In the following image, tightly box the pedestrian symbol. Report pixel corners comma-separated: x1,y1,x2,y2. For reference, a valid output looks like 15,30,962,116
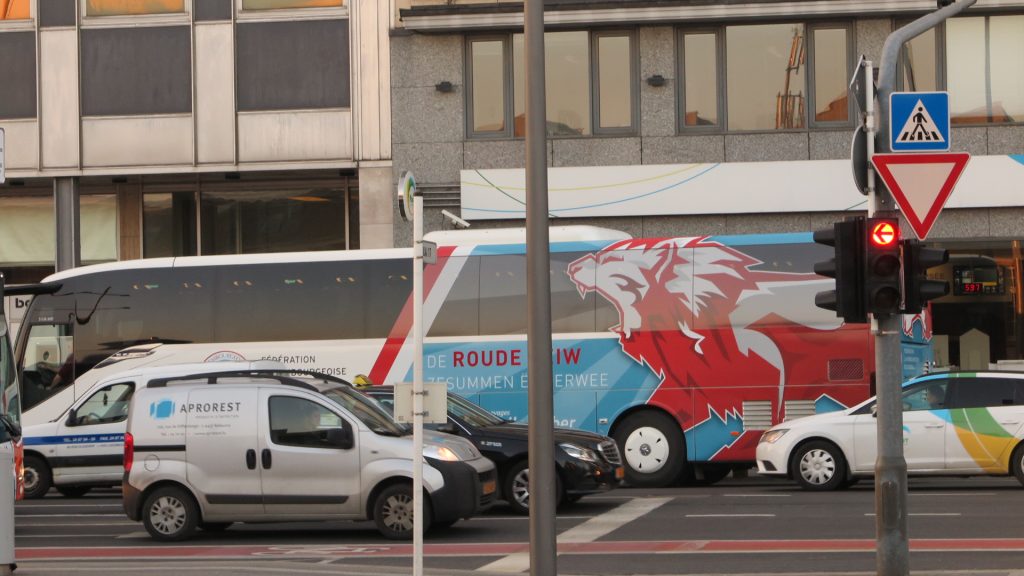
890,92,950,152
896,101,944,144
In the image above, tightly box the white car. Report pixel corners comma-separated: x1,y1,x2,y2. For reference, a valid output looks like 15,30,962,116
757,371,1024,490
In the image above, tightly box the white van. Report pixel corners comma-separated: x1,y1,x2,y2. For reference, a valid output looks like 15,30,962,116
20,361,286,499
123,367,496,541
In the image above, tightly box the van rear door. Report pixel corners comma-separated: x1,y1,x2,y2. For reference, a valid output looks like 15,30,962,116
257,390,360,518
185,387,262,516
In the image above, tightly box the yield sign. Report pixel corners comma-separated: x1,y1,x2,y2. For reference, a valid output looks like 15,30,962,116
871,152,970,240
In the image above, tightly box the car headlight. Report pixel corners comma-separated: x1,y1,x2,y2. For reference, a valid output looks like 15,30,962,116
759,429,788,444
559,443,599,463
423,444,463,462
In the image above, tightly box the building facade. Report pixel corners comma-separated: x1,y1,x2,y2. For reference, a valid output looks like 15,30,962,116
0,0,394,291
391,0,1024,370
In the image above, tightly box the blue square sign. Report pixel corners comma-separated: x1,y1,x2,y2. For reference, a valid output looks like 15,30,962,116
890,91,950,152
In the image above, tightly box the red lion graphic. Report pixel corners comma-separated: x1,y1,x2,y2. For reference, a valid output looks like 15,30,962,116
569,237,870,459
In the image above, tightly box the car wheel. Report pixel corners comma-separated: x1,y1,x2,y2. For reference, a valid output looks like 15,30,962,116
792,440,848,491
374,483,430,540
502,460,563,516
613,411,685,488
56,486,91,498
142,486,200,541
1011,442,1024,487
23,455,52,499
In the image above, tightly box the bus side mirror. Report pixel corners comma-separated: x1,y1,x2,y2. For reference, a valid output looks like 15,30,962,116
327,427,353,450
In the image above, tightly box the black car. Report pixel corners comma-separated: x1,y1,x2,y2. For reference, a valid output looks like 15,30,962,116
364,385,623,515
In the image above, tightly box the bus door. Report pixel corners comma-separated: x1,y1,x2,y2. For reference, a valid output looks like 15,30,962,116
19,322,74,421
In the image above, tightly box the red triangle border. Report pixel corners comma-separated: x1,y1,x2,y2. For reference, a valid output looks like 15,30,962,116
870,152,971,240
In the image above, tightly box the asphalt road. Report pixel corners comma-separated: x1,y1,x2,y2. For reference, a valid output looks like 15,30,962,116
12,475,1024,575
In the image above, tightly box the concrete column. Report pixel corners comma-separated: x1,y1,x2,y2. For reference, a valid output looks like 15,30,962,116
54,177,80,272
358,166,394,249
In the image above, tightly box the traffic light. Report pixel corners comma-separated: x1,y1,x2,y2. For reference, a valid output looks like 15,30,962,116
902,240,949,313
863,218,901,316
813,218,866,324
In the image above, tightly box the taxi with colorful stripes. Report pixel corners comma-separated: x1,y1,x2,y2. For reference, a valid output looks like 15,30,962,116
756,371,1024,490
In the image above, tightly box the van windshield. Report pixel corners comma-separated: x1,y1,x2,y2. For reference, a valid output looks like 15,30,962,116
321,385,409,436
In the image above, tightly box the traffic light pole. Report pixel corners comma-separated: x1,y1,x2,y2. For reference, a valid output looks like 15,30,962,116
871,3,975,575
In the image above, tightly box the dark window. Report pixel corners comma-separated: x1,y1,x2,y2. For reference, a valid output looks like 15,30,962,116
552,252,600,333
80,27,192,116
479,254,526,335
144,192,197,258
69,382,133,426
268,396,346,449
18,322,73,412
948,377,1017,409
0,32,37,119
236,20,350,111
429,256,481,337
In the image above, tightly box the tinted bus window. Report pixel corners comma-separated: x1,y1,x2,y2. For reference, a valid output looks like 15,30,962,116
429,256,481,337
552,251,598,333
73,268,216,372
362,259,413,339
479,254,527,335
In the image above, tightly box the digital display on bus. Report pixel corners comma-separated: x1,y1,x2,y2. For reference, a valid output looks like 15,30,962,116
952,263,1004,296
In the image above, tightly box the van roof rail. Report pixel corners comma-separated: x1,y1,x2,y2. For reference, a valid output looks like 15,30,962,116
146,369,351,390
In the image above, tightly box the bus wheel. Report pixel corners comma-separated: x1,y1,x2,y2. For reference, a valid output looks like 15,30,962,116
23,455,52,499
613,411,685,488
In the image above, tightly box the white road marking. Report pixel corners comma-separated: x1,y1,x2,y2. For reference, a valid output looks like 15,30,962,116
479,497,672,573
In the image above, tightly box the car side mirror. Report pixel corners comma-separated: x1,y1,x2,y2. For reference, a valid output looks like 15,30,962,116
0,415,20,440
327,427,354,450
67,409,78,426
437,423,458,435
871,405,878,418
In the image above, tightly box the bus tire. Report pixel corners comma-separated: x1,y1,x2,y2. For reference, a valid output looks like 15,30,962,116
23,455,52,499
613,411,685,488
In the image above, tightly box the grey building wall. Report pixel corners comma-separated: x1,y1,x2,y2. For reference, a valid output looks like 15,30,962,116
390,19,1024,248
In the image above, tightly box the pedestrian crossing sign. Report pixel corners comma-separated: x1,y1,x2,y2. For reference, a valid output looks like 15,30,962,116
890,91,950,152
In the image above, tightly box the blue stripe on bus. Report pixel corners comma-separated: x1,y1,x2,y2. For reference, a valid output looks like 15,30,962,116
469,240,619,256
24,434,125,446
707,232,814,246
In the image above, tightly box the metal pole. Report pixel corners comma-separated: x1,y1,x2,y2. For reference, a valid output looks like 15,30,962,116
412,190,424,576
524,0,556,573
54,177,81,273
872,3,974,574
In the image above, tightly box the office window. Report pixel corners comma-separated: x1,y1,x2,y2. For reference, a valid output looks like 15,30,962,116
144,192,197,258
467,30,636,138
680,32,718,128
811,27,849,124
1,0,29,19
85,0,184,16
681,23,850,132
899,27,938,92
947,15,1024,124
243,0,342,8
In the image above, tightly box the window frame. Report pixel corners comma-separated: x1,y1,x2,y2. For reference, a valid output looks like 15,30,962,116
465,29,639,140
0,0,34,30
895,19,946,93
676,27,724,133
806,21,855,129
942,13,1024,127
235,0,348,22
268,394,351,450
68,381,134,426
79,0,191,27
677,20,857,134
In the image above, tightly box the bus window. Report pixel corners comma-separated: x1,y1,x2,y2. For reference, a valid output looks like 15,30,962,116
552,251,598,333
479,254,527,335
428,256,481,337
19,323,73,412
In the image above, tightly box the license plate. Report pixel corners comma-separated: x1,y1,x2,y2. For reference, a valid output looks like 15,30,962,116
615,467,625,480
482,479,496,495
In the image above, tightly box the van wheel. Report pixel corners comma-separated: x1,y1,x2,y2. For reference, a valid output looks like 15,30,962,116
792,440,848,491
374,483,430,540
613,411,685,488
1011,443,1024,487
142,486,200,541
503,460,562,516
56,486,91,498
23,456,52,499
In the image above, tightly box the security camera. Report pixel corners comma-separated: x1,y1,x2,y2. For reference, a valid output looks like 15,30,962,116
441,210,471,229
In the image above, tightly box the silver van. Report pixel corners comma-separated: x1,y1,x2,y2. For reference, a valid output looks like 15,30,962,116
123,368,496,541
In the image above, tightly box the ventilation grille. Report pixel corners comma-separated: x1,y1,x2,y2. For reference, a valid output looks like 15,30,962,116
829,358,865,381
742,401,773,431
784,400,816,421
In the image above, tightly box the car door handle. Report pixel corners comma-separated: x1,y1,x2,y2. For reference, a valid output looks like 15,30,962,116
261,448,272,470
999,421,1019,426
924,424,944,429
246,449,256,470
